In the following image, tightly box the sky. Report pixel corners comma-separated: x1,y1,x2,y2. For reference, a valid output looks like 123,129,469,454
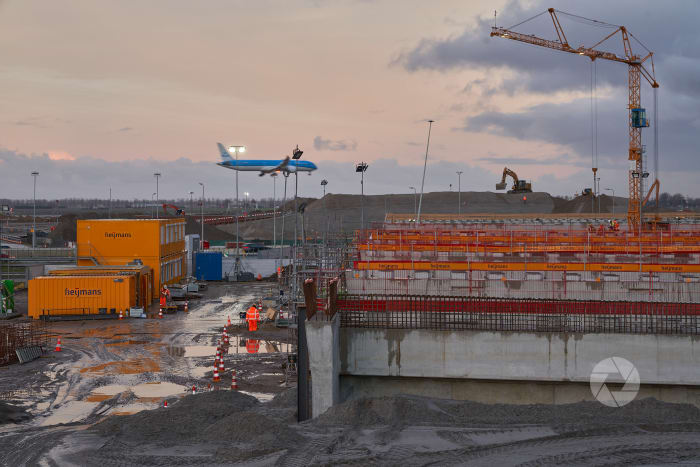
1,0,698,201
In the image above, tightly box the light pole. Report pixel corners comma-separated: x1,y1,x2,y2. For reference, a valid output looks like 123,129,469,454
409,186,417,219
31,171,38,248
605,188,615,216
153,173,161,219
356,163,368,230
198,182,204,244
417,120,434,223
456,171,463,215
189,191,194,213
228,145,246,260
321,179,328,243
271,173,278,248
151,193,156,218
108,187,112,219
244,192,250,211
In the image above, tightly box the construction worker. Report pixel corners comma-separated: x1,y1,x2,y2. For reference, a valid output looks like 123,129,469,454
246,339,260,354
159,286,169,309
246,305,259,332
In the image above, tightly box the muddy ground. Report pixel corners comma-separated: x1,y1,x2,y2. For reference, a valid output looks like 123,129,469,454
1,281,700,465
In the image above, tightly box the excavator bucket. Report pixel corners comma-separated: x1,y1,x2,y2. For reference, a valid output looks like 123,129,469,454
495,182,507,190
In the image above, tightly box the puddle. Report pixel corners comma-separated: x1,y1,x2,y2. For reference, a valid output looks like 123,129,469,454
167,345,218,358
236,339,294,354
92,381,187,399
239,391,275,402
80,358,161,375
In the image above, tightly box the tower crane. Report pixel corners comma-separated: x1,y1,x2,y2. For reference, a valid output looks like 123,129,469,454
491,8,659,231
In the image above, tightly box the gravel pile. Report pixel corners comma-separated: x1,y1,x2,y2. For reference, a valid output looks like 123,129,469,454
92,390,260,441
313,395,700,428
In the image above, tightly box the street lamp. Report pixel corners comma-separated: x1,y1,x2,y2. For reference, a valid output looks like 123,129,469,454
151,193,156,218
228,145,246,261
356,162,368,230
244,192,250,211
409,186,417,219
153,172,161,219
321,179,329,242
605,188,615,216
271,173,278,247
189,191,194,213
456,171,463,215
198,182,204,245
31,171,39,248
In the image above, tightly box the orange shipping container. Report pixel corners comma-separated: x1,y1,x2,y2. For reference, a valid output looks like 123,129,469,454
76,219,185,290
48,265,153,306
28,275,136,320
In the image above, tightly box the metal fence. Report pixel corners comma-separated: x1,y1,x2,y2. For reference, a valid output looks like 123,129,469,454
338,295,700,336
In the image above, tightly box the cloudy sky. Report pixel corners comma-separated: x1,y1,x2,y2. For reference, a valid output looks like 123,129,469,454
1,0,698,201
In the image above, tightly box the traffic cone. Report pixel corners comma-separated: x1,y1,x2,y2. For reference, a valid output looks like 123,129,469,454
219,359,224,373
158,308,163,319
213,367,220,382
192,385,196,395
231,370,238,390
163,400,168,408
55,337,62,352
227,316,231,327
184,300,189,312
119,309,124,320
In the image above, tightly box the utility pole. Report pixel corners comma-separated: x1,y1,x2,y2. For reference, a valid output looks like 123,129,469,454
456,171,463,215
108,187,112,219
356,163,368,230
417,120,434,223
271,173,277,248
189,191,194,213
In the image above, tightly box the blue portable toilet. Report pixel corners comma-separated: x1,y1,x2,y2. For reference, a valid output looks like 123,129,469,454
195,251,223,281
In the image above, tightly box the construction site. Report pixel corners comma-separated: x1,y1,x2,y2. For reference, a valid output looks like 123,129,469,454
0,4,700,466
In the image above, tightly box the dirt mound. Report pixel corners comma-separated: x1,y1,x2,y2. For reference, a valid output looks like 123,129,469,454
552,194,627,214
92,390,260,441
313,395,700,428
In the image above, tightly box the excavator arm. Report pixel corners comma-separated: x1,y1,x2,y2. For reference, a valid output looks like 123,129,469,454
162,204,186,216
496,167,519,190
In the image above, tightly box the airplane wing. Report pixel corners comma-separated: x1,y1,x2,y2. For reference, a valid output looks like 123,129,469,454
258,156,290,176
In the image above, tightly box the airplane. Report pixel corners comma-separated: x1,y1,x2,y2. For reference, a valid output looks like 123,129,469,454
216,143,318,176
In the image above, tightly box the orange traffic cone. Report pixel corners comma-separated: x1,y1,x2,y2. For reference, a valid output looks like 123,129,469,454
219,359,224,373
163,400,168,408
119,309,124,320
231,370,238,390
184,300,189,312
158,308,163,319
55,337,62,352
213,367,220,382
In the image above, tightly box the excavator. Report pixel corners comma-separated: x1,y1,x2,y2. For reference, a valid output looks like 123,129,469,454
162,204,186,216
495,167,532,194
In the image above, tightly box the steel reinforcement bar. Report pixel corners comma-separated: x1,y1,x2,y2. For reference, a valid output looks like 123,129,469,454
338,295,700,335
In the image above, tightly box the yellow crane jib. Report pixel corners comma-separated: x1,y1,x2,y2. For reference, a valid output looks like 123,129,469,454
491,7,659,231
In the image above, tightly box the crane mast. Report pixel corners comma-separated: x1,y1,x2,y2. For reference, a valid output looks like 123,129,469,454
491,8,659,230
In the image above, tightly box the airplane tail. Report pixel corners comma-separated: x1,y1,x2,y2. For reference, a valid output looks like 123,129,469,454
217,143,232,161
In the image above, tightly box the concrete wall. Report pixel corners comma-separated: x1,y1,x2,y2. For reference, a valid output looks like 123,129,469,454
340,329,700,386
305,314,340,417
340,375,700,407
